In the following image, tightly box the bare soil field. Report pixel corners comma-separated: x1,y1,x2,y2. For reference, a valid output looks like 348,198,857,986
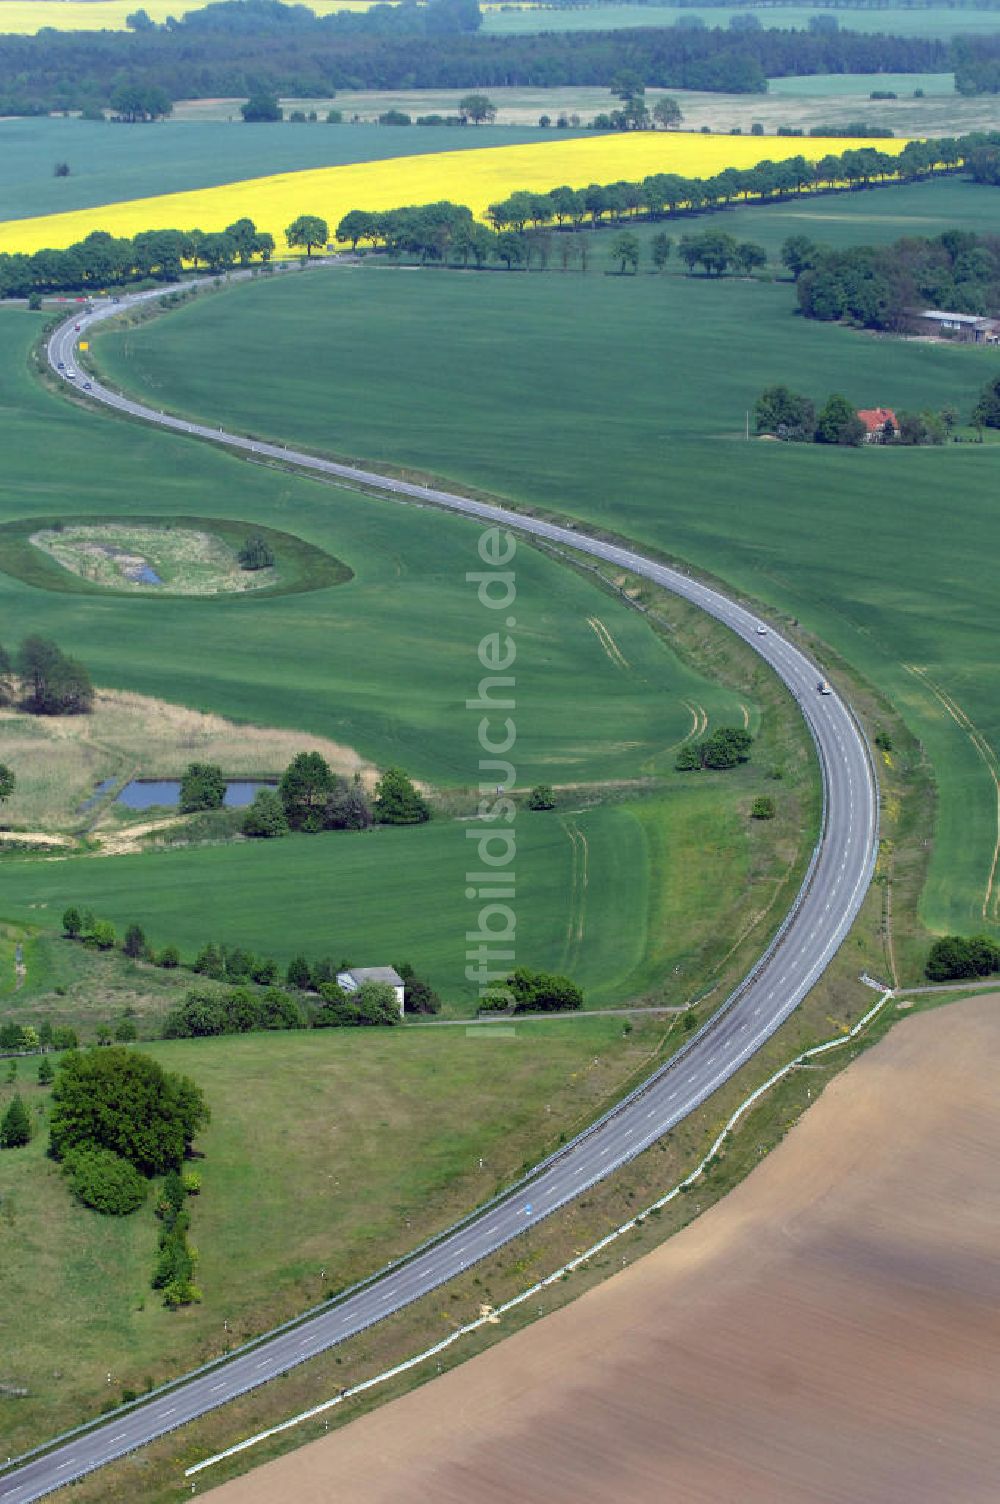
208,994,1000,1504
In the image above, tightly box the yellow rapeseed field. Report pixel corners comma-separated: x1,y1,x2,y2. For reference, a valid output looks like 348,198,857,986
0,133,905,254
0,0,378,33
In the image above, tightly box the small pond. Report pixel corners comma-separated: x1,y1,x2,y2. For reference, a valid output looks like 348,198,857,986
78,777,117,813
116,779,277,811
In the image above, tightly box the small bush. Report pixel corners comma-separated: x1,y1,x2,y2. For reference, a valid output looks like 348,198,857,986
751,795,775,820
241,788,288,839
92,919,115,950
123,923,146,959
63,1147,147,1215
158,944,180,969
527,784,556,810
677,727,753,772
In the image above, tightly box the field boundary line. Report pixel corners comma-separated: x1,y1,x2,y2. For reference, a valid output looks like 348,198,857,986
184,986,895,1482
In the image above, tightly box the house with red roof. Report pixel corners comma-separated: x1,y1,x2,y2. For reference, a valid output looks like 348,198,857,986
857,407,897,444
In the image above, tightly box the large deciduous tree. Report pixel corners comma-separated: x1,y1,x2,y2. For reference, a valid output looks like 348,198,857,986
815,393,865,447
458,93,496,124
280,751,336,830
285,214,329,257
179,762,226,812
49,1047,209,1176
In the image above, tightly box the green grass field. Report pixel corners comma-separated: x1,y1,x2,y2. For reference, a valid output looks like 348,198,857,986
92,176,1000,936
0,305,797,1011
0,1013,679,1452
483,2,1000,35
0,785,765,1008
0,312,743,789
0,118,555,223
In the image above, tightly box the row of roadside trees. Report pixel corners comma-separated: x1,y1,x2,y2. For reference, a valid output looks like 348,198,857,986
333,132,987,263
5,132,993,301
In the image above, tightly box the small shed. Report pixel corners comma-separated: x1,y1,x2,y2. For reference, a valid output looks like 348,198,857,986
336,966,406,1016
916,310,1000,344
857,407,897,444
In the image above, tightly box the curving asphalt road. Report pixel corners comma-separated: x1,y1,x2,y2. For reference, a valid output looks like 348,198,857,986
0,289,878,1503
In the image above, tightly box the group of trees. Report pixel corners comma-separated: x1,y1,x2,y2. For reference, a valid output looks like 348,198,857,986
163,966,432,1036
0,0,950,114
60,902,441,1016
241,754,428,839
0,1019,78,1053
954,35,1000,96
169,753,429,837
0,636,92,715
755,385,963,447
5,131,995,303
107,79,172,121
925,933,1000,981
37,1046,208,1300
237,532,275,570
0,218,274,299
50,1044,209,1182
481,966,584,1014
153,1168,201,1307
327,133,992,278
793,225,1000,331
676,726,753,771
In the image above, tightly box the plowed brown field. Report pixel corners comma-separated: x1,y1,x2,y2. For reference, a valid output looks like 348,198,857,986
209,995,1000,1504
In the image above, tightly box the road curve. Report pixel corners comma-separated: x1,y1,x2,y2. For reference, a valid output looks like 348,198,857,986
0,291,878,1503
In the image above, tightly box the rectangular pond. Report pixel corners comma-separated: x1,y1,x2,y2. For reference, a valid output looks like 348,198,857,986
115,779,277,811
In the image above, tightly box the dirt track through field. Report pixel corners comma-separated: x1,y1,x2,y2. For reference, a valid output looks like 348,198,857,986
208,995,1000,1504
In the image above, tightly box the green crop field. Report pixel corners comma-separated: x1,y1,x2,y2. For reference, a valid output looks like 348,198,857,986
483,2,1000,36
0,785,765,1008
92,176,1000,937
0,312,742,788
0,307,798,1011
0,1013,678,1451
0,118,554,223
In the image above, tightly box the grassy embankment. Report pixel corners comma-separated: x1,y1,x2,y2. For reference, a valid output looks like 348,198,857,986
91,175,1000,941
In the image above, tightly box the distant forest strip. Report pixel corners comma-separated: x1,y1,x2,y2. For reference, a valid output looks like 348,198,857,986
5,132,995,297
0,0,956,112
590,0,1000,9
